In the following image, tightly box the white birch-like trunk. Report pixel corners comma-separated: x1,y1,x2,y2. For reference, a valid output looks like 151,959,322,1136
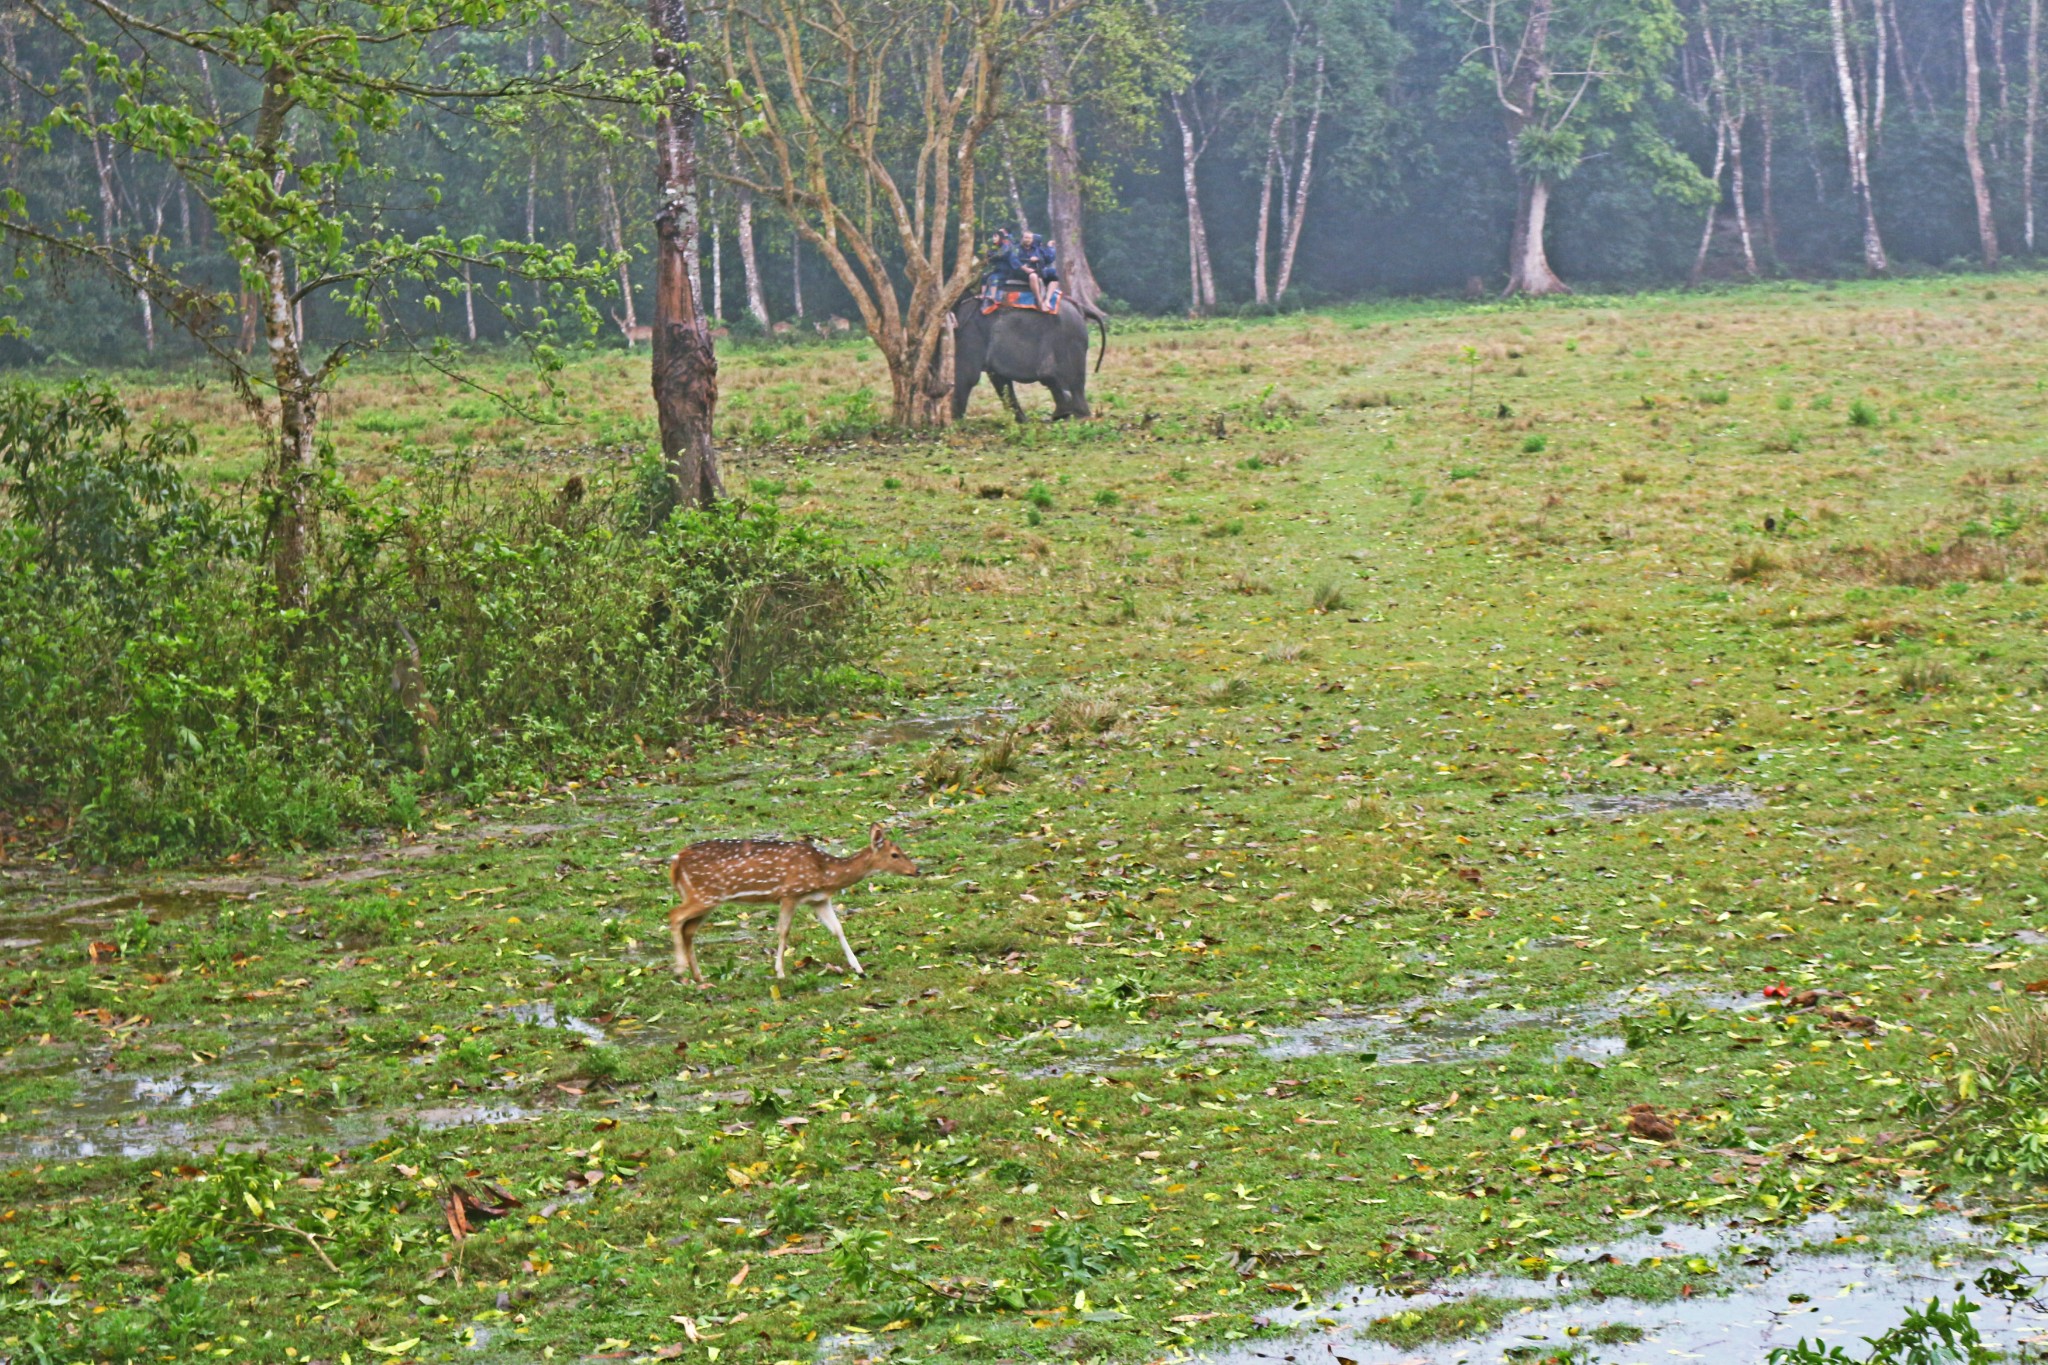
1966,0,2002,265
709,179,723,321
1273,45,1325,301
737,184,767,325
1728,116,1759,275
1828,0,1889,271
600,161,636,331
1253,143,1279,305
2028,0,2041,249
1169,92,1215,314
1692,117,1729,285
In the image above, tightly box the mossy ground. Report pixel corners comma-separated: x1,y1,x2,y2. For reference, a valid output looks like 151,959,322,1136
5,275,2047,1363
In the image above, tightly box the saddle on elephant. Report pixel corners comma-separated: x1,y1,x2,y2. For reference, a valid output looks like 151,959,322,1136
979,280,1062,315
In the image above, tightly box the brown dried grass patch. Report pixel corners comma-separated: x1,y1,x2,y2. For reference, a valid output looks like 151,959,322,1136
1810,534,2048,587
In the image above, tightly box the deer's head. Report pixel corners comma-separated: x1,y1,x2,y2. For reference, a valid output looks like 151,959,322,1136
868,823,919,876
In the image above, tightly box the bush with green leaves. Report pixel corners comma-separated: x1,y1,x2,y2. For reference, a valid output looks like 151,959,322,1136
1,383,888,861
1765,1295,1994,1364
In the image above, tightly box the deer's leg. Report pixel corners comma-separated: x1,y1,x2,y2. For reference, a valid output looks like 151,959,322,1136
774,896,798,979
814,899,863,977
669,897,698,981
680,914,708,986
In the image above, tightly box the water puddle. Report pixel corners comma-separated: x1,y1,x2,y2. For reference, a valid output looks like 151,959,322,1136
488,1002,609,1045
0,1096,563,1165
859,706,1017,748
0,888,232,954
1259,982,1759,1064
1197,1214,2048,1365
1558,784,1763,818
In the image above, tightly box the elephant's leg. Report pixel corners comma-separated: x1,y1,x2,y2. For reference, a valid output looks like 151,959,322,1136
1048,382,1074,421
998,378,1027,424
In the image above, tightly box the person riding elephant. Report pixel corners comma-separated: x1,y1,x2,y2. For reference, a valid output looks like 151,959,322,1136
1018,231,1058,310
982,229,1023,300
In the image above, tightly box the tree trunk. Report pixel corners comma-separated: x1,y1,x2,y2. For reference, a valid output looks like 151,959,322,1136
1966,0,2002,265
1828,0,1889,271
1499,0,1569,295
736,181,768,326
1253,28,1301,307
1691,115,1729,286
650,0,721,511
1168,92,1215,314
1505,175,1569,295
599,159,636,333
1253,140,1279,305
708,179,723,322
1761,95,1780,259
261,244,318,607
1273,42,1325,300
463,260,477,342
2028,0,2041,249
1728,115,1760,275
1039,31,1100,305
791,234,803,318
1001,127,1032,233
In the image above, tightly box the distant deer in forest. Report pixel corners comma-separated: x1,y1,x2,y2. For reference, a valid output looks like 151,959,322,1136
665,824,919,984
612,310,654,348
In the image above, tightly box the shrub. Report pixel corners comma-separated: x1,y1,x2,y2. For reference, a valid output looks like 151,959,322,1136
1,385,886,861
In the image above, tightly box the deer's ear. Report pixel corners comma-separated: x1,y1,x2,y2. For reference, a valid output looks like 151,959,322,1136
870,822,886,847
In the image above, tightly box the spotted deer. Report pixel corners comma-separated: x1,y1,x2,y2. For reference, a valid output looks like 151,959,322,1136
666,825,918,984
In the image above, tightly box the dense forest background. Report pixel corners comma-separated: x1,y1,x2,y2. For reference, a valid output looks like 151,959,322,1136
0,0,2033,365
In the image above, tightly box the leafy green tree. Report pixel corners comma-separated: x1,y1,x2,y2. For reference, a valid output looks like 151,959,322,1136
1444,0,1704,293
3,0,611,602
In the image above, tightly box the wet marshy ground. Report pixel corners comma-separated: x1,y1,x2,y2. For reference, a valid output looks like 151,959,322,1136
1200,1215,2048,1364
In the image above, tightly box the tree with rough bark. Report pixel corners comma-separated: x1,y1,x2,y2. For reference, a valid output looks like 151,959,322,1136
716,0,1085,427
1446,0,1697,294
649,0,721,509
2,0,610,604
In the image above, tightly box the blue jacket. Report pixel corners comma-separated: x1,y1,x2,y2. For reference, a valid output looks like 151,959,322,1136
1022,240,1058,278
985,243,1025,280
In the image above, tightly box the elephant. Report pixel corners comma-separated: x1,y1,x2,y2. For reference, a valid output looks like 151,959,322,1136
951,292,1108,423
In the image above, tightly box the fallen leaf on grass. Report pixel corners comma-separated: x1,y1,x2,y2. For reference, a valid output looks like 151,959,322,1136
443,1180,522,1240
1624,1104,1677,1142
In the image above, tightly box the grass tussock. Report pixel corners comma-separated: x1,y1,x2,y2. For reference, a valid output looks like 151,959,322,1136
1309,579,1348,613
1729,547,1782,582
1895,658,1956,695
1197,674,1252,706
1049,687,1124,737
1963,999,2048,1087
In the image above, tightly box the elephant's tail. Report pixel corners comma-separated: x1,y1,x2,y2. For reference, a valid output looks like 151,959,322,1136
1081,302,1109,374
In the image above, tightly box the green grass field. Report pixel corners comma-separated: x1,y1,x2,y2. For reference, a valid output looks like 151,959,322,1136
6,275,2048,1363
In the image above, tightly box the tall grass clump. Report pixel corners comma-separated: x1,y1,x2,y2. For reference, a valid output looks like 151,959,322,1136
0,383,886,861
